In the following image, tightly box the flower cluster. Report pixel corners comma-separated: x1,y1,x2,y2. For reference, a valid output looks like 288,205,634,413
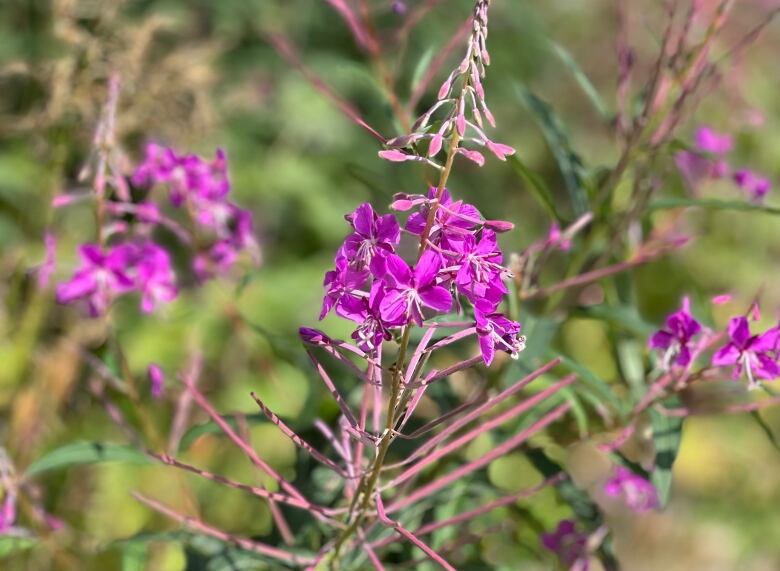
320,188,524,364
132,144,259,279
57,242,176,317
675,126,772,201
603,466,658,512
53,146,258,316
649,297,779,388
378,0,515,168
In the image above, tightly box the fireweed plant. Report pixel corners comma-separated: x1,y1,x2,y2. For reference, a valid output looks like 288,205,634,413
9,1,780,570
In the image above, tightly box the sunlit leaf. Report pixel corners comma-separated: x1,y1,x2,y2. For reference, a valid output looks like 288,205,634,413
24,442,151,478
650,397,684,507
515,84,590,216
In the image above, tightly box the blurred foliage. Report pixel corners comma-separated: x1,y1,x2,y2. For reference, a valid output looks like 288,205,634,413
0,0,779,569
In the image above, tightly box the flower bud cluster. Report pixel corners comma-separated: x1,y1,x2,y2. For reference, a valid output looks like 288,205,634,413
378,0,516,168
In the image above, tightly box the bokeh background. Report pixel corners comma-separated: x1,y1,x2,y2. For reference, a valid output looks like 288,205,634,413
1,0,779,569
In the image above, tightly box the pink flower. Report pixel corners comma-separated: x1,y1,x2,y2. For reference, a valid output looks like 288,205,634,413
604,466,658,512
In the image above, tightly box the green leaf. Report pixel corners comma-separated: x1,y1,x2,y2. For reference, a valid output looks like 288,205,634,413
507,155,562,222
177,413,267,453
648,197,780,216
24,442,151,478
121,542,148,571
515,84,590,216
409,46,436,97
749,411,780,452
0,536,38,557
574,304,656,337
649,397,684,507
548,40,610,120
553,353,625,418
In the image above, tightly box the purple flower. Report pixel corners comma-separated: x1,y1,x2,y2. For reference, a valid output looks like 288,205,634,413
136,243,177,313
132,145,229,207
451,229,509,310
147,363,165,399
694,126,733,155
649,297,702,368
541,519,589,571
320,257,369,321
604,466,658,512
405,188,482,248
340,203,400,270
712,316,780,388
733,169,771,202
475,310,525,365
343,281,393,352
56,244,136,316
379,251,452,326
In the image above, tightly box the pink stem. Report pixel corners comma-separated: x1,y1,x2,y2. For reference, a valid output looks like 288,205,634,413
147,452,345,520
387,402,571,513
391,359,561,465
186,382,307,502
306,349,360,429
235,413,295,545
263,32,385,142
375,494,456,571
389,375,575,488
250,392,346,475
132,492,315,565
168,354,202,454
373,474,565,549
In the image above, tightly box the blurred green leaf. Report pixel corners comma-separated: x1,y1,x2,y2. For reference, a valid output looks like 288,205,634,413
547,40,610,121
649,197,780,216
508,154,562,222
515,84,590,216
553,353,625,417
178,413,267,453
0,536,38,557
574,304,656,336
409,46,436,97
749,411,780,452
24,442,151,478
650,397,684,507
121,542,148,571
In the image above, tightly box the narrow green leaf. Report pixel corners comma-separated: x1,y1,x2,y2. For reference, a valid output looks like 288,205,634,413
649,397,684,507
559,386,588,438
553,353,625,417
409,46,436,96
24,442,151,478
548,41,610,120
749,411,780,453
515,84,590,216
649,197,780,216
574,304,656,337
616,339,646,401
507,155,562,222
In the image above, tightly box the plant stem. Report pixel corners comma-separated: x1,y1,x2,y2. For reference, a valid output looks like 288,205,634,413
327,120,462,569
